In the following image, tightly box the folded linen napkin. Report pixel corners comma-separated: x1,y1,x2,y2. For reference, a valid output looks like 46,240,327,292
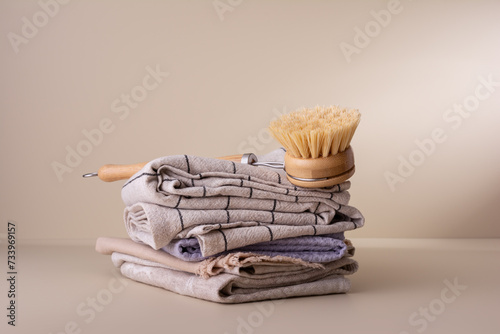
96,237,356,278
111,253,358,303
122,149,364,254
121,149,352,208
125,203,362,255
161,233,347,262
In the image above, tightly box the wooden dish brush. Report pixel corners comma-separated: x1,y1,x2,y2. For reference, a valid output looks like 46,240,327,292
83,106,361,188
268,105,361,188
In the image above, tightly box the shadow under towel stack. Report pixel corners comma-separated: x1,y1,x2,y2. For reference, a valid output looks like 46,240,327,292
96,149,364,303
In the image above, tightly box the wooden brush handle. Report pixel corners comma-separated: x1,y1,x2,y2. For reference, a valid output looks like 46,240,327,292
97,154,244,182
97,162,148,182
216,154,246,163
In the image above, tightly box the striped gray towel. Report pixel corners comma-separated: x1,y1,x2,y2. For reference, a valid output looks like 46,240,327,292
122,149,364,256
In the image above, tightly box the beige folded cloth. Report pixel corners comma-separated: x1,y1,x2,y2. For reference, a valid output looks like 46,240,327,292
96,237,358,303
121,150,364,255
96,237,355,278
118,261,353,303
121,149,352,208
125,203,362,255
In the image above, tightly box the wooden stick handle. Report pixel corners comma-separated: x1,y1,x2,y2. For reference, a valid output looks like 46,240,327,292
96,154,244,182
97,162,148,182
216,154,245,163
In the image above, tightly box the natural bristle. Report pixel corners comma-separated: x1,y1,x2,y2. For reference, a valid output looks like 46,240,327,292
268,106,361,159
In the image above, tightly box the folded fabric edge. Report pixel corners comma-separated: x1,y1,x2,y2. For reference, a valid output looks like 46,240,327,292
95,236,356,279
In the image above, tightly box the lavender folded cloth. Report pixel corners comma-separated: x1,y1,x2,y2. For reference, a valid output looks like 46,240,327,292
97,237,359,278
161,233,346,262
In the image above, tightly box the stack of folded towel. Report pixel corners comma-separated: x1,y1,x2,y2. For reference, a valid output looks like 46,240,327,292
96,149,364,303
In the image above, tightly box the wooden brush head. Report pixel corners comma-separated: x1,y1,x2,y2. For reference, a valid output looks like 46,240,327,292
284,146,355,188
269,106,360,187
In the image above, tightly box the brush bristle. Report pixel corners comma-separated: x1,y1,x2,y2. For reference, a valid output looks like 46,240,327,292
268,106,361,159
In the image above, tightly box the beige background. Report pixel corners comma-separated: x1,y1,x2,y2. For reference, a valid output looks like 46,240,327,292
1,0,500,240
